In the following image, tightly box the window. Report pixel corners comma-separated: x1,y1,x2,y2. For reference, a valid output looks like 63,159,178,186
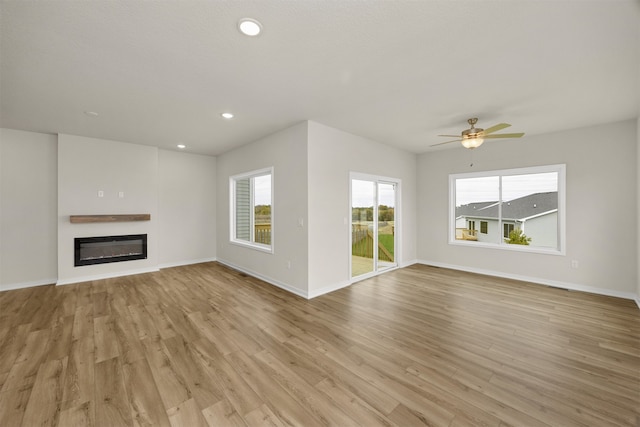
450,164,565,254
503,223,514,238
230,167,273,252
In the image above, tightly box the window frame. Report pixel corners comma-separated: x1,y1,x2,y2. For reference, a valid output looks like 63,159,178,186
503,223,514,239
449,164,566,255
480,221,488,234
229,167,274,253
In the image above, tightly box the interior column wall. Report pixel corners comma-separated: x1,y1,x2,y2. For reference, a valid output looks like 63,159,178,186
307,121,417,296
636,116,640,306
216,122,309,296
57,134,159,284
158,149,217,267
0,128,58,290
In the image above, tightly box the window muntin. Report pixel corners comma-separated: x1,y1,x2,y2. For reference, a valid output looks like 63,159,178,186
230,168,273,252
450,165,565,254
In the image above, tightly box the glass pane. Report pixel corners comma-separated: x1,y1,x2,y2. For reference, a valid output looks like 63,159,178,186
377,182,395,271
502,172,558,249
235,178,250,241
455,176,499,243
253,174,272,245
351,179,375,277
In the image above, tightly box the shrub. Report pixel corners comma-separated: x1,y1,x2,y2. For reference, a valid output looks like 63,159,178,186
505,229,531,245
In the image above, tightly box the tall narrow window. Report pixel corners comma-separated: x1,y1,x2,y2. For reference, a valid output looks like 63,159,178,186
450,164,565,254
230,167,273,252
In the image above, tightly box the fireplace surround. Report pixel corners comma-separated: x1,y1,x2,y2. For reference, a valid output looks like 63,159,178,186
74,234,147,266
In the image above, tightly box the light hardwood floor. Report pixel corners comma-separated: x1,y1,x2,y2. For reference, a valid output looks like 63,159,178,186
0,262,638,426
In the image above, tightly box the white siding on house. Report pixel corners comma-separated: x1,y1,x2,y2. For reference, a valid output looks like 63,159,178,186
522,212,558,248
476,219,502,244
462,213,557,248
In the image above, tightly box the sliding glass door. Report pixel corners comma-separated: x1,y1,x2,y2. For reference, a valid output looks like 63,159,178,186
351,174,398,279
376,182,396,272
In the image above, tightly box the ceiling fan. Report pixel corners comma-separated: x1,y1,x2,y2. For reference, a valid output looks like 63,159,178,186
432,118,524,149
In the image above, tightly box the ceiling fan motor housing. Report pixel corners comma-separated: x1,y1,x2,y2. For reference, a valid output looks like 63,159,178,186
462,127,483,138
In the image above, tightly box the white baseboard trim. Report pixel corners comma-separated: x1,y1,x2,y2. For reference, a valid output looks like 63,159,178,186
401,259,420,268
311,259,419,298
216,259,309,299
308,280,351,299
0,277,57,292
1,258,217,291
635,296,640,310
417,259,637,301
56,267,160,286
158,257,217,270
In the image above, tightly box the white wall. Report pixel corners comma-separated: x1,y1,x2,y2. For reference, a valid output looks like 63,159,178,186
637,116,640,306
0,128,58,290
307,121,417,296
418,119,638,298
158,149,216,267
216,122,309,296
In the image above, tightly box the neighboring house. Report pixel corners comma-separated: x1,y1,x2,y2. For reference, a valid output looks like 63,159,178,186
456,192,558,248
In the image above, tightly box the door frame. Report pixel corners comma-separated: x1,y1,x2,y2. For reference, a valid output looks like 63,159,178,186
349,172,401,282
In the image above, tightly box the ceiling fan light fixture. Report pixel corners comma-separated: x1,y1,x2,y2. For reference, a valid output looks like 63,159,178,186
431,118,523,149
461,136,484,149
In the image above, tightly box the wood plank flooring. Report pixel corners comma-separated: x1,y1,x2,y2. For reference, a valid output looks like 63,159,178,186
0,262,638,426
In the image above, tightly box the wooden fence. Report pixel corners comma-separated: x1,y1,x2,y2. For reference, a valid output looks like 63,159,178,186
255,224,271,245
352,224,393,262
455,228,477,241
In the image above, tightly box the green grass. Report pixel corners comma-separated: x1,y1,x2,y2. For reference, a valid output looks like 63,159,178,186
378,234,394,257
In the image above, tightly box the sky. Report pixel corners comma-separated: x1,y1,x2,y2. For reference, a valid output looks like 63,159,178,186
254,174,271,205
455,172,558,206
351,180,396,208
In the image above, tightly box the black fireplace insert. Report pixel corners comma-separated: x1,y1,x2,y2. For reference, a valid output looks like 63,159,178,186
74,234,147,266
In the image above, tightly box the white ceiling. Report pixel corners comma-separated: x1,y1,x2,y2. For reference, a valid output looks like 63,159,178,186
1,1,639,156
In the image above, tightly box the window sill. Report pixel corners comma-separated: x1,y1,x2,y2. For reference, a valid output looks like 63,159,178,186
230,240,273,254
449,239,564,256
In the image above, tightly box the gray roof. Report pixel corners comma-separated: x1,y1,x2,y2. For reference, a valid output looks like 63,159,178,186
456,192,558,221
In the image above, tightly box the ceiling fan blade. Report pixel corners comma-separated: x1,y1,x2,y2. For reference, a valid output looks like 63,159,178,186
484,132,525,139
437,134,462,137
482,123,511,135
430,139,461,147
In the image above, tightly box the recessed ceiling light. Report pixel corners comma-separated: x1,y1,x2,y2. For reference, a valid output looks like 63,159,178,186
177,144,186,149
84,111,99,117
221,112,234,119
238,18,262,36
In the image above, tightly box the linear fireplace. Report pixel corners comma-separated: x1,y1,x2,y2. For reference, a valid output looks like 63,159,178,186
74,234,147,267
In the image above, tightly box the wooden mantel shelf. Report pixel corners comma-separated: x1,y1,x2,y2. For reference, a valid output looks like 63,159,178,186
70,214,151,223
